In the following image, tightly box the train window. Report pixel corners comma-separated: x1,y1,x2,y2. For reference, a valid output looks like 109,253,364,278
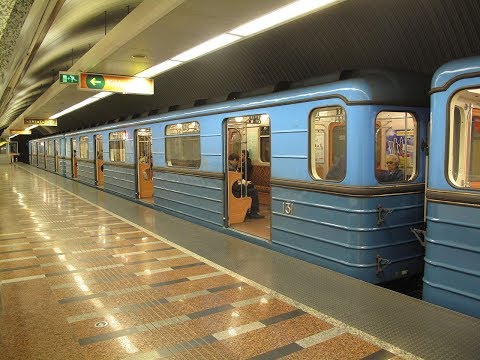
165,121,200,168
109,131,127,162
260,126,270,162
47,140,53,156
375,111,417,183
65,140,71,158
79,136,89,159
448,89,480,189
310,106,346,181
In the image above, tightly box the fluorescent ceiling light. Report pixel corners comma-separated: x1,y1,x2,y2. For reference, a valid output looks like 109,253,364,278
50,96,104,119
172,34,240,62
9,134,19,139
230,0,340,36
136,60,183,78
25,125,39,131
93,92,112,99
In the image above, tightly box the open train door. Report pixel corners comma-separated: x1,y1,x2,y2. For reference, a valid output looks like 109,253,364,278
225,114,271,240
94,134,104,186
71,138,77,178
54,139,60,173
135,128,154,200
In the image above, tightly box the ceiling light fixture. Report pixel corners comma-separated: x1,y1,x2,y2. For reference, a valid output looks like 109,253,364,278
136,60,183,78
171,33,240,62
48,0,342,119
229,0,341,36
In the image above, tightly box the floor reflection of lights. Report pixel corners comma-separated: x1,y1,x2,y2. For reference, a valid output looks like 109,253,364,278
73,274,139,354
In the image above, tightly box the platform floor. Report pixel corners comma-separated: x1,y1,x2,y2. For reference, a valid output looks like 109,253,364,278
1,163,479,359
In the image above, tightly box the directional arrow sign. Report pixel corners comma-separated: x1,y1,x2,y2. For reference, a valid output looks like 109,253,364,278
79,73,154,95
86,74,105,89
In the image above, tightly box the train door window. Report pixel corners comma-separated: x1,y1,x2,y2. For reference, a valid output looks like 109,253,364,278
95,135,104,187
47,140,53,156
65,139,71,158
310,106,346,181
165,121,200,168
109,131,127,162
31,142,36,164
375,111,417,183
71,138,78,178
79,136,89,159
40,141,46,166
54,140,60,172
260,126,270,162
448,89,480,189
136,129,153,199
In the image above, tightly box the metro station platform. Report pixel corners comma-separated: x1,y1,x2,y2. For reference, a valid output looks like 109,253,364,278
1,163,479,360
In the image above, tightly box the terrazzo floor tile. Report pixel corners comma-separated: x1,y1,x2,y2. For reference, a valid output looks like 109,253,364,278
281,332,383,359
0,165,422,360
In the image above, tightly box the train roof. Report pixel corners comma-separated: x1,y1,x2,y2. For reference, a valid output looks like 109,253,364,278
31,70,430,140
431,56,480,91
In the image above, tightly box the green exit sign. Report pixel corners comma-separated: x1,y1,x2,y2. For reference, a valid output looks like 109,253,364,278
59,71,79,84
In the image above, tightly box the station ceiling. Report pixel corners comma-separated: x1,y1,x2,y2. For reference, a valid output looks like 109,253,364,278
1,0,480,138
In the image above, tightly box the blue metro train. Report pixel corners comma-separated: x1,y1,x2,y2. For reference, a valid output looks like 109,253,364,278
29,57,480,318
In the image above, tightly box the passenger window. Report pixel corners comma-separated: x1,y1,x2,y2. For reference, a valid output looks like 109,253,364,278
109,131,127,162
47,140,53,156
375,111,417,183
260,126,270,163
310,106,346,181
165,121,200,168
79,136,89,159
448,89,480,189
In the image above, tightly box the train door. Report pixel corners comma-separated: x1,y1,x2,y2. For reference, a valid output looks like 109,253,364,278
94,135,104,186
71,138,77,178
135,129,153,201
54,140,60,173
35,142,39,166
225,114,271,240
39,141,46,168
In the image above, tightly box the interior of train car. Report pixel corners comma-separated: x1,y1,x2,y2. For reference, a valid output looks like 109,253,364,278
94,134,104,187
135,128,154,202
226,114,271,240
375,111,417,182
70,138,78,178
448,88,480,189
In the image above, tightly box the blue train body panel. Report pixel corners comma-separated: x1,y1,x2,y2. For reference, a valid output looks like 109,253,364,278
424,56,480,318
271,186,424,283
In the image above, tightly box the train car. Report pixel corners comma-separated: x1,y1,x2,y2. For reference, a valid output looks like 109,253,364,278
29,69,430,284
424,56,480,318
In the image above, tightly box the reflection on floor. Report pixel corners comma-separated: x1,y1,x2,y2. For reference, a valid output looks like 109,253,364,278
231,191,271,240
140,197,154,204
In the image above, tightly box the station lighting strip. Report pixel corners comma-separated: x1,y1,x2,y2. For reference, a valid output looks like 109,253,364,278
49,0,341,120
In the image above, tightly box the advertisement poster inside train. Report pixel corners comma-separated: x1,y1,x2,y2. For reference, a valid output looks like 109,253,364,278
386,129,415,168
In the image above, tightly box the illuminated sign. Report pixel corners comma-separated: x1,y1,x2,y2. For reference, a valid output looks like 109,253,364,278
24,119,58,126
10,129,32,135
79,73,154,95
59,72,79,84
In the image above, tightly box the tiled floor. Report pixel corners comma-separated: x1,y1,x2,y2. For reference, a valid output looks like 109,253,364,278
0,166,408,359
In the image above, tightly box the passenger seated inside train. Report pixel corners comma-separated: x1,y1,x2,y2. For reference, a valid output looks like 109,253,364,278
325,155,346,181
228,153,264,219
241,150,253,181
376,154,404,182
